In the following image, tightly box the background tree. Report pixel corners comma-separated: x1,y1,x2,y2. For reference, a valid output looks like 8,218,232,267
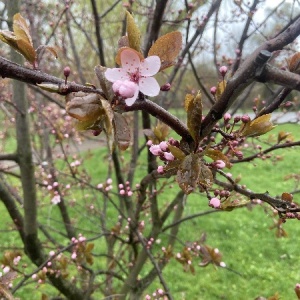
0,0,300,299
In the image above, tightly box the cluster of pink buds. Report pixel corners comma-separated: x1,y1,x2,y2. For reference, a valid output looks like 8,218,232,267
146,237,155,249
145,288,165,300
147,137,181,173
119,182,133,197
97,178,113,192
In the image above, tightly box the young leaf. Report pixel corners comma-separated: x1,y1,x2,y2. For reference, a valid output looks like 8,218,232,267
240,114,275,137
184,92,202,145
148,31,182,71
66,92,105,122
0,13,36,63
288,52,300,74
168,144,186,160
113,112,131,151
126,11,141,53
215,80,226,102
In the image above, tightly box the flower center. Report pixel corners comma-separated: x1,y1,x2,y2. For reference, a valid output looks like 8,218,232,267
129,70,140,83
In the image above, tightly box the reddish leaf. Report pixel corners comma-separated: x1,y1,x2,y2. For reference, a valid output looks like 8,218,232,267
288,52,300,74
113,112,131,151
177,153,201,194
185,92,202,145
240,114,275,137
148,31,182,71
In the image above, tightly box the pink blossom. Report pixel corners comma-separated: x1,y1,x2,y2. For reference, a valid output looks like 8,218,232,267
51,195,61,205
105,49,161,106
209,197,221,208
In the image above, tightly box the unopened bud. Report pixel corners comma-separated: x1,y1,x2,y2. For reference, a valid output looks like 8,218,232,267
64,66,71,78
160,83,171,91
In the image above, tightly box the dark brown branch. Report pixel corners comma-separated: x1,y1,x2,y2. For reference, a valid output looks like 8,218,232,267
0,56,106,97
200,15,300,139
126,99,192,142
231,140,300,164
90,0,106,66
0,153,18,162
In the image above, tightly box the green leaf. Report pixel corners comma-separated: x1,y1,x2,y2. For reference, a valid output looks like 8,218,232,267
185,92,202,145
148,31,182,71
126,11,141,53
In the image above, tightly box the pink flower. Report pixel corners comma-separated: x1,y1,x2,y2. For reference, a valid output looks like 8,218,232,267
157,166,164,174
105,49,161,106
209,197,221,208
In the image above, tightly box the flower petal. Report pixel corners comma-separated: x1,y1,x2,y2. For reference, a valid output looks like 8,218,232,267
139,77,160,97
105,68,129,82
125,88,139,106
140,56,161,76
121,49,140,73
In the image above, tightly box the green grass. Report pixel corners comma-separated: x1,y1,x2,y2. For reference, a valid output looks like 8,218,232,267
2,123,300,299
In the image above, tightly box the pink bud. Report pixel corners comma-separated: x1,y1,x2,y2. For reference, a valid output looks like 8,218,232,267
160,83,171,91
241,115,250,123
219,66,228,76
157,166,164,174
149,144,162,156
159,141,168,151
223,113,231,122
164,152,175,161
215,160,226,169
64,66,71,77
113,80,137,98
210,86,217,95
209,197,221,208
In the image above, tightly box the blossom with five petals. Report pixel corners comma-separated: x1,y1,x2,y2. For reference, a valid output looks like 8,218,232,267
105,49,161,106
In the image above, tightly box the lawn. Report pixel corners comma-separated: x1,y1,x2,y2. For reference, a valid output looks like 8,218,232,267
2,122,300,299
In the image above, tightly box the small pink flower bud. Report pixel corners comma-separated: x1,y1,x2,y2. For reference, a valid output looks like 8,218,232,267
159,141,168,151
64,66,71,78
113,80,137,98
157,166,164,174
241,115,250,123
149,144,162,156
223,113,231,122
210,86,217,95
219,66,228,76
209,197,221,208
146,140,153,146
160,83,171,91
215,160,226,169
234,116,241,123
164,152,175,161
